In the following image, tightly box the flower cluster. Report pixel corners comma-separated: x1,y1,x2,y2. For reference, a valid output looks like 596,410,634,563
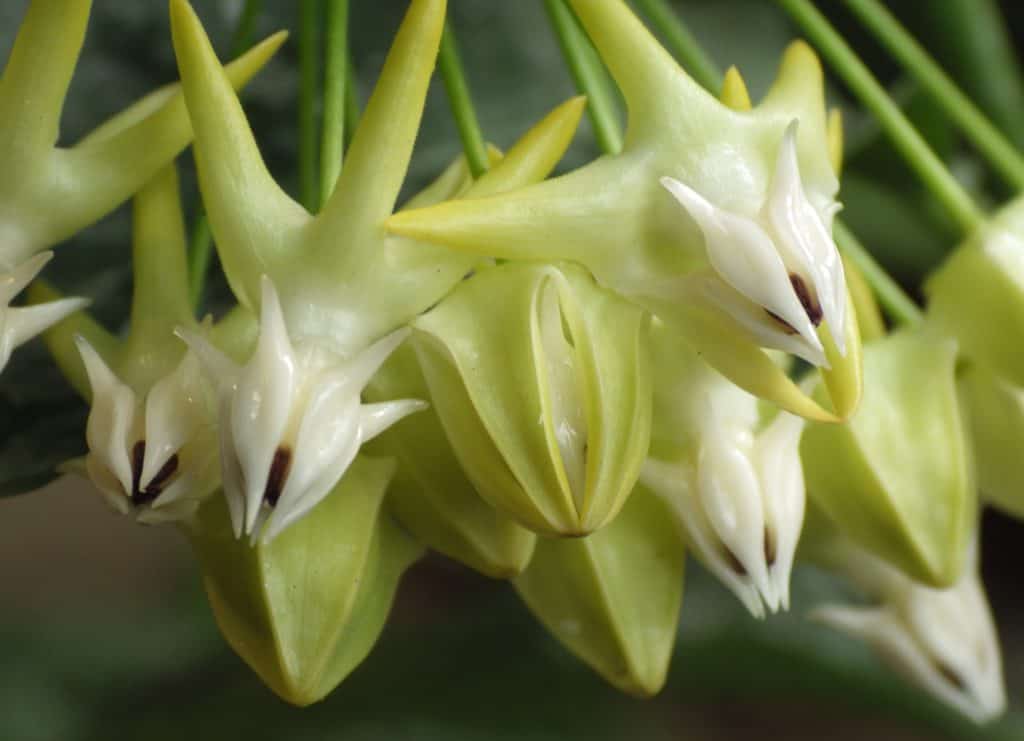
9,0,1021,724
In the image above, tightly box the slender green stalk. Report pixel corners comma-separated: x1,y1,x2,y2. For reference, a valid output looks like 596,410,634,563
631,0,719,91
632,0,922,326
437,22,490,178
779,0,985,236
833,220,923,326
844,0,1024,191
926,0,1024,152
319,0,349,205
542,0,623,155
299,0,321,211
188,0,264,310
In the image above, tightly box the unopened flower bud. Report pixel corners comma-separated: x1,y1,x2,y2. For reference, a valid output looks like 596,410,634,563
412,261,651,536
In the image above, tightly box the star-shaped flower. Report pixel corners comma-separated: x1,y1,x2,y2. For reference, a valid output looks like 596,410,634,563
641,322,805,617
385,0,860,421
31,165,243,523
178,276,426,544
812,534,1005,723
74,337,217,524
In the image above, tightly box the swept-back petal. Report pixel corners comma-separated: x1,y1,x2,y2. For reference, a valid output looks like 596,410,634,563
170,0,304,309
316,0,446,245
47,31,288,254
0,0,91,169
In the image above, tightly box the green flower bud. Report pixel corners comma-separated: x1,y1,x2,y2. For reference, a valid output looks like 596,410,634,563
413,262,652,536
366,342,536,578
513,485,685,696
958,363,1024,519
926,196,1024,387
188,455,422,706
801,330,975,587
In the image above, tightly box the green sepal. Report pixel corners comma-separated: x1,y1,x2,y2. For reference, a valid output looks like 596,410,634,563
801,330,975,587
365,343,536,578
926,197,1024,387
958,363,1024,519
513,485,685,696
413,262,652,536
186,455,422,706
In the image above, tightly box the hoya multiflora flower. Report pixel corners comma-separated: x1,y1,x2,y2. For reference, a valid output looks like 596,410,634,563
30,167,235,524
0,0,282,371
660,120,845,367
641,321,805,618
809,526,1005,724
386,0,861,421
179,277,425,544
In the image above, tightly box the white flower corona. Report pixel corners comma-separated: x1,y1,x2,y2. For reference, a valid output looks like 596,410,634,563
75,338,219,524
0,251,88,373
813,539,1005,724
179,276,426,544
661,120,846,367
642,383,806,618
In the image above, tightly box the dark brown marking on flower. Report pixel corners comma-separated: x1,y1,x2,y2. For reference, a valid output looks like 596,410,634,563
765,309,799,335
130,441,147,504
764,527,777,568
129,440,180,507
263,446,292,508
935,660,967,692
724,547,747,576
790,273,823,327
142,455,179,500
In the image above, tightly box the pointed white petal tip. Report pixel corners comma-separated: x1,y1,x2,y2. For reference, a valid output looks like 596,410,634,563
813,543,1005,724
661,121,848,365
642,397,805,619
0,254,89,371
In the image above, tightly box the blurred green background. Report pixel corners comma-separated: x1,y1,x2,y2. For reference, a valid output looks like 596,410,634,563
2,1,1024,739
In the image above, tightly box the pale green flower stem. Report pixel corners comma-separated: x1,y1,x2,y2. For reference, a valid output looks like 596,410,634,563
779,0,986,237
843,0,1024,192
542,0,623,156
299,0,321,212
187,0,264,310
320,0,350,205
438,22,491,178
